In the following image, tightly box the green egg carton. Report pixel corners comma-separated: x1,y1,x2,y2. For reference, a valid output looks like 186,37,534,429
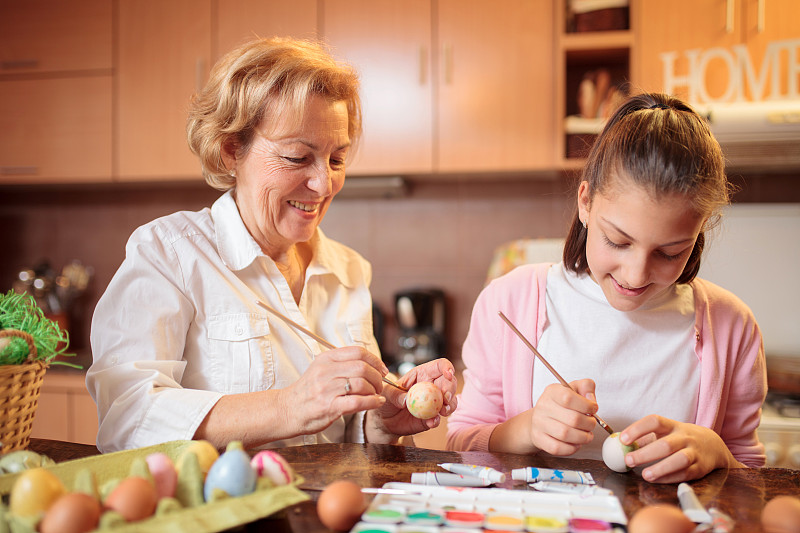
0,440,308,533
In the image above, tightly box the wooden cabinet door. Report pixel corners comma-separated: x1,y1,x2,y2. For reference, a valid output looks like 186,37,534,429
116,0,212,181
742,0,800,101
0,0,112,74
71,393,99,445
638,0,799,102
321,0,434,175
637,1,743,101
436,0,555,172
0,77,113,183
31,390,70,441
215,0,318,60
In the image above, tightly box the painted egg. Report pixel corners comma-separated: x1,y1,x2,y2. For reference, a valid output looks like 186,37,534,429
177,440,219,479
40,492,102,533
627,504,695,533
9,467,66,517
762,495,800,533
317,480,366,531
602,432,638,473
146,452,178,499
104,476,158,522
405,381,444,419
203,448,257,501
251,450,294,485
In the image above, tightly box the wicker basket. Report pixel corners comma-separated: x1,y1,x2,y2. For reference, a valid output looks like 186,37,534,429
0,329,48,453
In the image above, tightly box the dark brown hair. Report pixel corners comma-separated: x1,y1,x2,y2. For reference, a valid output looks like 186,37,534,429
563,92,730,284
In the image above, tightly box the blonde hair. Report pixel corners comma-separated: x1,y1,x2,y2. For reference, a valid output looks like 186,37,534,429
187,37,362,190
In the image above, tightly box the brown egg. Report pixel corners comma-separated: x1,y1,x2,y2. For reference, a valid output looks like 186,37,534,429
104,476,158,522
316,480,367,531
628,504,695,533
39,492,102,533
762,495,800,533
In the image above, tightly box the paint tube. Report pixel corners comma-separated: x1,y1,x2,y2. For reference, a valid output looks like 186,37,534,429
410,471,493,487
511,467,595,485
530,481,613,496
678,483,712,523
437,463,506,484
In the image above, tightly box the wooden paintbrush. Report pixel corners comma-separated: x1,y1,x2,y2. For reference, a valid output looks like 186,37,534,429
256,300,408,392
498,311,614,435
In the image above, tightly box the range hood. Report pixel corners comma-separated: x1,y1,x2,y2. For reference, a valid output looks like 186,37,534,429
695,101,800,172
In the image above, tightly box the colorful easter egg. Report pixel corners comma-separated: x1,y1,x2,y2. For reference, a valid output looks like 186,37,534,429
146,452,178,499
250,450,294,486
9,467,66,517
203,448,257,501
405,381,444,419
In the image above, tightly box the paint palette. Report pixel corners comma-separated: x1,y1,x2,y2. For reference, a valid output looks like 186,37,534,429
350,482,627,532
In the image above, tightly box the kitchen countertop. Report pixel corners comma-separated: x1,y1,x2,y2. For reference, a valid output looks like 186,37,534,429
26,439,800,532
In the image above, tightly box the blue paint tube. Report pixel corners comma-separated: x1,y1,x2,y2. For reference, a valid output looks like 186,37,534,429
511,467,595,485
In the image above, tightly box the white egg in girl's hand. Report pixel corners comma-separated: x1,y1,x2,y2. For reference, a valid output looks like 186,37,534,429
602,432,639,472
405,381,444,419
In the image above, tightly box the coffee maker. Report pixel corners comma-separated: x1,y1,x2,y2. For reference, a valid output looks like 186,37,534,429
393,288,446,375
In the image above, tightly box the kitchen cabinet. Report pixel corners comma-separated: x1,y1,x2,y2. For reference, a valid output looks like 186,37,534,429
636,0,800,103
30,372,98,446
0,77,113,183
436,0,554,173
116,0,319,181
322,0,554,175
322,0,433,175
0,0,112,75
116,0,212,181
214,0,318,61
0,0,113,184
555,0,636,168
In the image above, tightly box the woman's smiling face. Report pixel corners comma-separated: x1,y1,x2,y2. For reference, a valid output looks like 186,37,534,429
228,95,350,258
578,174,705,312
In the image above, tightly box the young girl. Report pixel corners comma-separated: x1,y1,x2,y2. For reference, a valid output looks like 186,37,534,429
446,93,767,484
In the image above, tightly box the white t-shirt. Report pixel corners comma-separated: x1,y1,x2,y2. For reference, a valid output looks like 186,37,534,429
88,190,378,452
534,263,700,459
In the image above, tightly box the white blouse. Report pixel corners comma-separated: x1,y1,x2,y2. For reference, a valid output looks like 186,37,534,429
87,191,379,452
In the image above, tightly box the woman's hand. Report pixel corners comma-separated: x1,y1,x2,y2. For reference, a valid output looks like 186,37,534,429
366,358,458,443
280,346,388,437
619,415,743,483
489,379,598,455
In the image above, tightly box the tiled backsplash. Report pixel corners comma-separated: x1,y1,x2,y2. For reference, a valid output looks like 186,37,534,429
0,178,574,367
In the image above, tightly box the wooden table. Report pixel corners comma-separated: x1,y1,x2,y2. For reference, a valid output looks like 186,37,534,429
27,438,800,532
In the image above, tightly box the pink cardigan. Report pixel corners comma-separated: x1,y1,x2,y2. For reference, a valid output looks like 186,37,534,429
446,263,767,467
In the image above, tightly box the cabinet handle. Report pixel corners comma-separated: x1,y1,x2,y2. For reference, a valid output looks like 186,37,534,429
757,0,765,33
419,45,427,85
443,44,453,85
195,57,206,93
0,166,38,175
726,0,735,33
0,59,39,70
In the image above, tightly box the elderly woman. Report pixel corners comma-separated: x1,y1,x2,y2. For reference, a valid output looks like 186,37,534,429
87,37,457,453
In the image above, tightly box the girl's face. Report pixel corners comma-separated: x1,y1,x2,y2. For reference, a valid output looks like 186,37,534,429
577,176,705,312
226,95,350,258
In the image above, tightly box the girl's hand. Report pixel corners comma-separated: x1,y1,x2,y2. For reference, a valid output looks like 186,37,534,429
527,378,599,455
281,346,388,436
619,415,742,483
366,358,458,443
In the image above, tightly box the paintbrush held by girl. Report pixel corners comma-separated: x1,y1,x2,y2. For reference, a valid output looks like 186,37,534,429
446,92,767,484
